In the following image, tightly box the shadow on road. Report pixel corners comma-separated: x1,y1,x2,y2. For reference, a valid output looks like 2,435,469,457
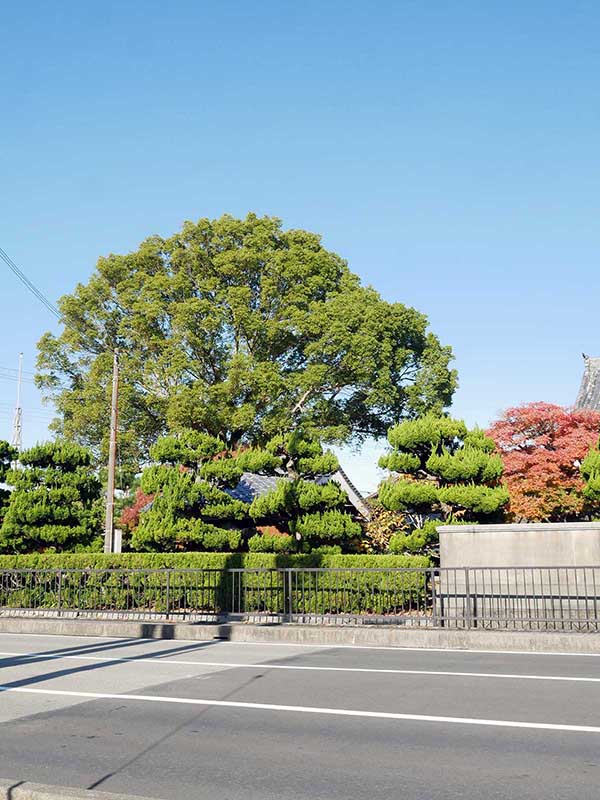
0,637,227,690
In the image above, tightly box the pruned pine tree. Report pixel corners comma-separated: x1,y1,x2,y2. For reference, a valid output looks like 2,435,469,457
0,442,102,553
131,430,251,552
247,431,362,553
581,440,600,511
0,441,17,524
130,428,361,553
378,414,508,554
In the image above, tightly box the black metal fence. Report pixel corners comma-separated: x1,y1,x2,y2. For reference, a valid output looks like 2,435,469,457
0,566,599,631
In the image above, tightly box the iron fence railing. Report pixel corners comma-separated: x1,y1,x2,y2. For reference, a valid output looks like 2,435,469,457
0,566,599,631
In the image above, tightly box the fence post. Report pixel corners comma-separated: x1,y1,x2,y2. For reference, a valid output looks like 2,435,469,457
57,570,62,618
464,568,471,629
430,569,437,628
165,570,171,620
287,569,293,623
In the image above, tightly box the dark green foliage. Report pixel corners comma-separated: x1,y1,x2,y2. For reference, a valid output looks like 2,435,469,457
378,415,508,556
388,519,440,554
0,441,17,522
0,551,430,569
0,442,102,553
426,448,503,484
293,510,362,541
129,429,253,551
132,462,247,551
437,484,510,515
386,415,467,454
247,431,361,551
149,432,225,468
378,452,421,474
36,214,456,470
199,460,244,487
123,427,361,553
379,415,507,519
378,480,438,511
0,552,430,617
248,533,295,553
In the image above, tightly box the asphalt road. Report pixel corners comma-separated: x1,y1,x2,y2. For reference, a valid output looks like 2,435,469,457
0,633,599,799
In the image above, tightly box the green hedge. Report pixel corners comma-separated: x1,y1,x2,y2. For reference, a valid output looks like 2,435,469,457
0,552,429,569
0,552,430,617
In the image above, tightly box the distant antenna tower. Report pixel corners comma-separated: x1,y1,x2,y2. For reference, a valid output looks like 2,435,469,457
11,352,23,451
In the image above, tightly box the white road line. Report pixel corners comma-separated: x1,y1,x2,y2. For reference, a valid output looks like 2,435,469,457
0,631,599,658
0,684,598,733
0,650,599,683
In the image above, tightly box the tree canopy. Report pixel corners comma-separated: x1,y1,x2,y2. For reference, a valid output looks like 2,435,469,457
488,402,600,521
131,431,248,552
126,428,361,553
36,213,457,468
377,414,508,544
0,442,102,553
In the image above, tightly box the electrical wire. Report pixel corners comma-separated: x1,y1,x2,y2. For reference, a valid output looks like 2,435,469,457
0,364,36,377
0,246,62,320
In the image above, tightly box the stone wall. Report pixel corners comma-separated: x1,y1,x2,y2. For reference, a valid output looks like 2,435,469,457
438,522,600,567
436,523,600,629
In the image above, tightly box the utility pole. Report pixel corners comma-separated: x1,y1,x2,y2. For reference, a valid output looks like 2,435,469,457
104,349,119,553
11,352,23,453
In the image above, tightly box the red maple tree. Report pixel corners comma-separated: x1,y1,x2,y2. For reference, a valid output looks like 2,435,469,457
487,402,600,521
119,488,154,532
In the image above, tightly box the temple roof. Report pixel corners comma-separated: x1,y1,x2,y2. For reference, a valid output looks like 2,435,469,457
575,355,600,411
225,467,371,519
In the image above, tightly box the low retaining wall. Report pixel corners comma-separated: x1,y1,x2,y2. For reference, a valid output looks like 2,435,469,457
1,615,600,654
438,522,600,567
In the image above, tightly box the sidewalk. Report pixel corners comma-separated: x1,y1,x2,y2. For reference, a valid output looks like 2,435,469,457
1,615,599,654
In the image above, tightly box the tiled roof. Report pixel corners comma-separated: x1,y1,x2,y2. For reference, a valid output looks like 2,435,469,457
224,468,371,519
224,472,282,503
575,356,600,411
140,468,370,518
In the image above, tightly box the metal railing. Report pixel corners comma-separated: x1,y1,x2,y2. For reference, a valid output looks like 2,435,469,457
0,566,599,631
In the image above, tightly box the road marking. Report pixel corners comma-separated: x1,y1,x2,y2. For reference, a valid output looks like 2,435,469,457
0,684,598,733
0,650,599,683
0,631,599,658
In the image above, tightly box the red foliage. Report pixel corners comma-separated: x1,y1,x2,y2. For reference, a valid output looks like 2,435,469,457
119,488,154,532
487,402,600,521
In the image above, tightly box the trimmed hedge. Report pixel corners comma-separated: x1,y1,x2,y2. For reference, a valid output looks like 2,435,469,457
0,552,429,569
0,552,431,617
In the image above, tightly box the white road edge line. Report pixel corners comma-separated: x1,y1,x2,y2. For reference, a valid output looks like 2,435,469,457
0,631,599,658
0,650,599,683
0,684,598,733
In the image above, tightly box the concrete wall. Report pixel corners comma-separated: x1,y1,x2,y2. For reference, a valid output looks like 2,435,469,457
438,522,600,568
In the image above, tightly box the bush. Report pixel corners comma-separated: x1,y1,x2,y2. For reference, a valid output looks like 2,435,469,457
0,551,430,617
203,529,242,552
248,533,295,553
389,520,439,554
0,551,429,570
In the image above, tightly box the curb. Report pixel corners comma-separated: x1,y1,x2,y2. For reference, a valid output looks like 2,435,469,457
0,779,161,800
1,615,600,654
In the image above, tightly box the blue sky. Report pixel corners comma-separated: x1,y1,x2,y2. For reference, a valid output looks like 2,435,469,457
1,1,599,492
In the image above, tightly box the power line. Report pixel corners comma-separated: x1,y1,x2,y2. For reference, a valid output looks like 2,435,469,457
0,246,61,320
0,363,36,377
1,246,121,551
0,372,37,386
